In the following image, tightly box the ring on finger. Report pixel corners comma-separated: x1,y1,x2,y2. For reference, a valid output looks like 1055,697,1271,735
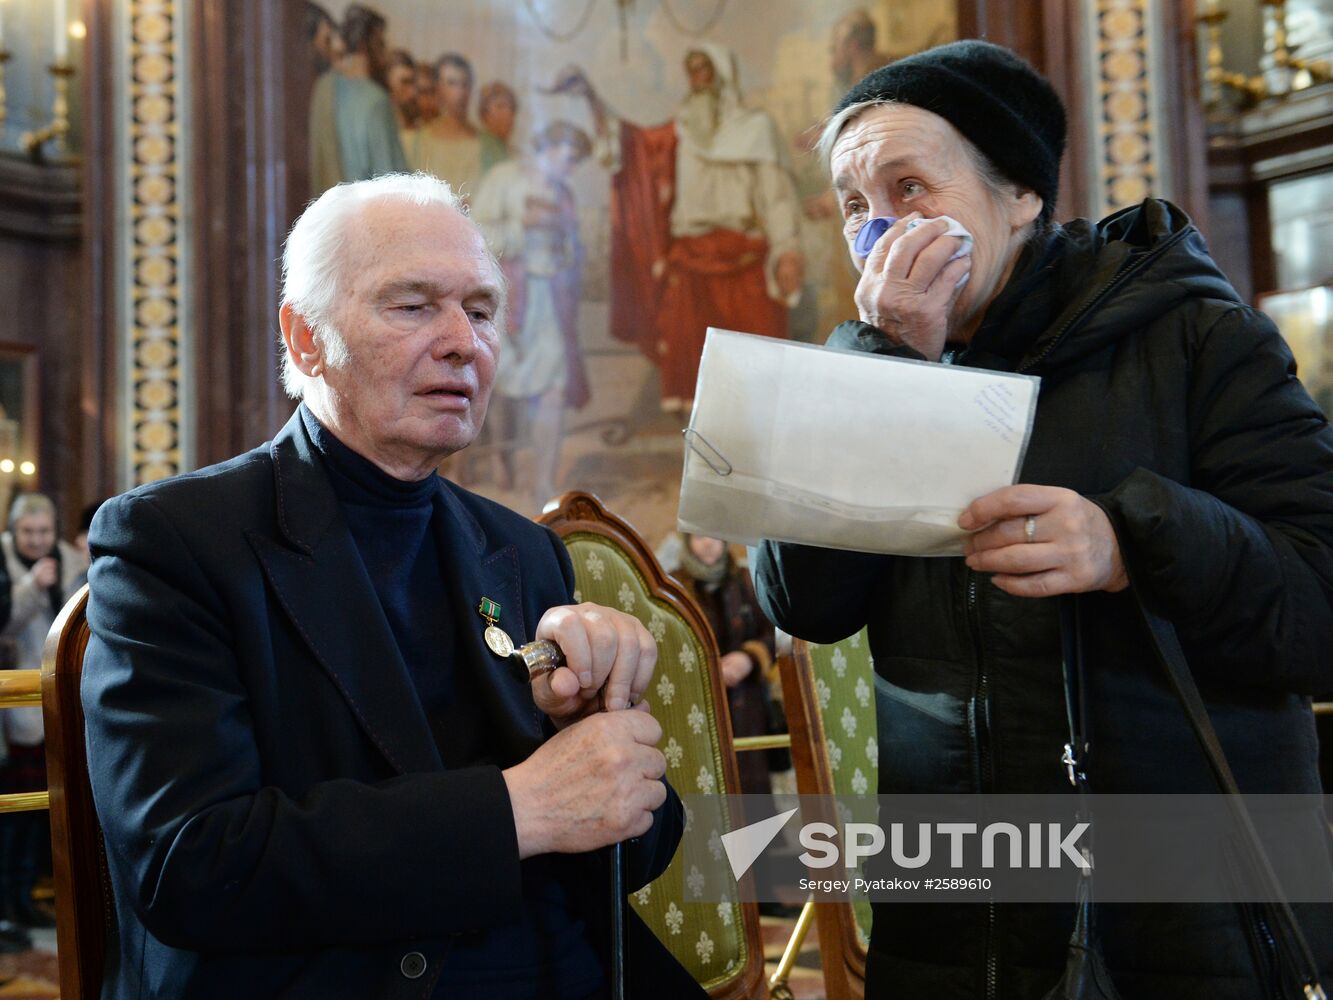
1024,515,1038,544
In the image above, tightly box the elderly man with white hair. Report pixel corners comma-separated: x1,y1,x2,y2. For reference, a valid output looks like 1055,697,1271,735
81,173,705,999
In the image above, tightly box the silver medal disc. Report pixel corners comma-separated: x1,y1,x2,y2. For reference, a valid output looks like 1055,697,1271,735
484,625,515,658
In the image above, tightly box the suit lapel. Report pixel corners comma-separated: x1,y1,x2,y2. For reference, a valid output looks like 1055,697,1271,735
435,483,546,766
248,411,443,776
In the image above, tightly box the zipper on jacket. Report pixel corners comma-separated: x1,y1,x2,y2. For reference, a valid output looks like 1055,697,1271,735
1017,226,1193,375
1254,911,1283,1000
966,570,999,1000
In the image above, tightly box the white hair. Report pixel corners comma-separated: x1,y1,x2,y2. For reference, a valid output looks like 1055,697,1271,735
8,492,55,531
279,172,488,399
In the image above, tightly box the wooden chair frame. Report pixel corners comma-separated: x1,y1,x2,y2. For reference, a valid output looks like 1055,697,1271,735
40,584,109,1000
539,491,767,1000
779,637,868,1000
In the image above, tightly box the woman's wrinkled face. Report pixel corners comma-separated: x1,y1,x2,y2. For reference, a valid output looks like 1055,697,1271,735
14,512,55,562
829,103,1040,334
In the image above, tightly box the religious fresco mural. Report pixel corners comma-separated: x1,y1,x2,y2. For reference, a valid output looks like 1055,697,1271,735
302,0,955,544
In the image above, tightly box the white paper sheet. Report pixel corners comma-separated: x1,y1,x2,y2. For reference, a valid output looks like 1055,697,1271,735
677,328,1041,556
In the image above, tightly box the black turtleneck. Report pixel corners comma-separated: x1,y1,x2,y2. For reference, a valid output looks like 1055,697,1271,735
301,404,482,767
300,406,603,999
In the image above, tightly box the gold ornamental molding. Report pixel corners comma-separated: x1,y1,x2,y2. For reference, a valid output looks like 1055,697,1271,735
118,0,192,487
1085,0,1170,217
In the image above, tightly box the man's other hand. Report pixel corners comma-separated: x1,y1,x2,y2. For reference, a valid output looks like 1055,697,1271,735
503,709,669,858
531,603,657,726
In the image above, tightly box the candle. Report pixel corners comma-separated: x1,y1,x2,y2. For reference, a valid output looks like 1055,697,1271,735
53,0,67,62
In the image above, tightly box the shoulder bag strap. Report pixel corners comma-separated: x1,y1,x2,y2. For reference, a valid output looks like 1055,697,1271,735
1136,599,1326,999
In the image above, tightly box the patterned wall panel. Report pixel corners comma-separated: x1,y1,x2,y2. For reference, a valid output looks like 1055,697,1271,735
118,0,191,487
1085,0,1171,218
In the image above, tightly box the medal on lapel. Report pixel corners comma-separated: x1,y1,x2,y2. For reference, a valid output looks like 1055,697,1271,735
478,597,514,658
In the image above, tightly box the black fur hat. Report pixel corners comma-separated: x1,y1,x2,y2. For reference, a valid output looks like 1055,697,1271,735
834,40,1066,215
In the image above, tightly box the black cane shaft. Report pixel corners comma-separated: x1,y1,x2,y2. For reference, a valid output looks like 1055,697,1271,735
513,637,627,997
611,841,626,1000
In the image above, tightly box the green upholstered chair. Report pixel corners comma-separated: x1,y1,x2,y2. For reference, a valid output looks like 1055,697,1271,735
779,630,877,1000
539,492,766,1000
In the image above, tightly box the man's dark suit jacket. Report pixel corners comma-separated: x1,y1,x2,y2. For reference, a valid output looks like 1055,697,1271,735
82,410,704,999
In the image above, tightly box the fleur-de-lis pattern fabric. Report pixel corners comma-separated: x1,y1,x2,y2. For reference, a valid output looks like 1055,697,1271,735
805,628,876,946
564,533,747,993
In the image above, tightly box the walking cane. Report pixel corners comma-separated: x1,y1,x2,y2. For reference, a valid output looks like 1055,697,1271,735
513,639,628,1000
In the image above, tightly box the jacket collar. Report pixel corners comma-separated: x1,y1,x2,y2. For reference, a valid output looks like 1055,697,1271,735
253,409,542,773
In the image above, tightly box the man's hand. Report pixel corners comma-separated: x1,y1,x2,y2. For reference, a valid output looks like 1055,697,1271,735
503,709,668,858
530,603,656,726
853,213,971,361
29,557,58,590
719,650,753,688
959,485,1129,597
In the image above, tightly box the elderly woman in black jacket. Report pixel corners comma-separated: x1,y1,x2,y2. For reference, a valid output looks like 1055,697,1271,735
752,40,1333,999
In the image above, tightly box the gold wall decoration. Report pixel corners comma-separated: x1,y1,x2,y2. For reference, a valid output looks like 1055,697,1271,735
1087,0,1168,217
120,0,191,486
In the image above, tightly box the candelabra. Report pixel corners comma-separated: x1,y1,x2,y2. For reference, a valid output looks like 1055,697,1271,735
1199,0,1331,109
21,62,75,161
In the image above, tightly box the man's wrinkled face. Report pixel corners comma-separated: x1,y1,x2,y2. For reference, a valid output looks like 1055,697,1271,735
830,103,1037,334
14,513,55,562
316,201,502,471
685,52,716,94
439,65,472,119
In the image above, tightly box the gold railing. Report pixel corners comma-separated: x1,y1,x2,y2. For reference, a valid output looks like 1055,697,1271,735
0,669,49,813
733,733,791,752
1315,703,1333,716
767,897,816,1000
733,726,805,997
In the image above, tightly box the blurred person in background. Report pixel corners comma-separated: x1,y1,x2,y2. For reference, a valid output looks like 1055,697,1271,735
0,494,84,932
71,499,104,590
658,532,784,797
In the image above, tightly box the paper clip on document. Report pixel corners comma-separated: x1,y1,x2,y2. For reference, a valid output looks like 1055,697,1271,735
682,429,733,477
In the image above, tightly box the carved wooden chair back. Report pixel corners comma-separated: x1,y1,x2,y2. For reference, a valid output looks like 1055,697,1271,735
539,491,766,999
779,630,878,1000
41,584,112,1000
